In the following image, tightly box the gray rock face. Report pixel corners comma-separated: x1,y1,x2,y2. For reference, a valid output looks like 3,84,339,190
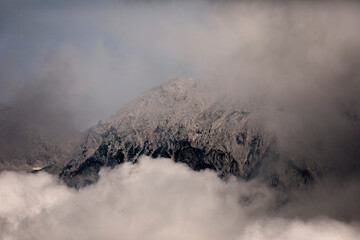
59,78,319,189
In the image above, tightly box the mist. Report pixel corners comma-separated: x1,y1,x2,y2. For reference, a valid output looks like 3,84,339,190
1,0,360,171
0,0,358,129
1,157,359,240
1,0,360,237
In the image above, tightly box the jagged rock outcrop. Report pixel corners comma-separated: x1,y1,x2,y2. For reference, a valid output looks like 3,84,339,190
59,78,319,189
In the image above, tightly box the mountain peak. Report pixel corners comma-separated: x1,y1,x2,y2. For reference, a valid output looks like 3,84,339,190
161,77,197,93
58,78,319,189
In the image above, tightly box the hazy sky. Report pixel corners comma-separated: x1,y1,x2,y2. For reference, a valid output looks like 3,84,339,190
1,0,360,132
1,0,202,129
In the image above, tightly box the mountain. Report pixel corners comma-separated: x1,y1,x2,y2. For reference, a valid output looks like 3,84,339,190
58,78,320,189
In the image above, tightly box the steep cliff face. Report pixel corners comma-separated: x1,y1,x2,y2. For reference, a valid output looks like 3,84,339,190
59,78,319,189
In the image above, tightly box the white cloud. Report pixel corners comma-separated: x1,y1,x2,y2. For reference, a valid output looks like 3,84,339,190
0,156,358,240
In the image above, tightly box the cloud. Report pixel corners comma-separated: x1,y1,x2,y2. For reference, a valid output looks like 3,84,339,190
1,1,359,138
0,1,360,235
0,156,359,240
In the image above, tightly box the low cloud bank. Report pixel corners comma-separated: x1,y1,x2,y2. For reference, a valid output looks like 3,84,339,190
0,156,359,240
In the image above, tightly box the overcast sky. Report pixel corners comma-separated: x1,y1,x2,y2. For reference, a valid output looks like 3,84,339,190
1,0,203,129
1,0,360,132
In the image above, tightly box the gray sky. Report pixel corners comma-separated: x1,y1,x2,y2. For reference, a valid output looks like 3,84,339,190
1,0,360,132
1,0,200,129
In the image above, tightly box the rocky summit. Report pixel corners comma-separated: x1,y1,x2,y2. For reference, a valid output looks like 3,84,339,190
58,78,319,189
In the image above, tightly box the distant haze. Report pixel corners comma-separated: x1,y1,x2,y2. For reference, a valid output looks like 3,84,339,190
0,1,358,130
0,1,359,239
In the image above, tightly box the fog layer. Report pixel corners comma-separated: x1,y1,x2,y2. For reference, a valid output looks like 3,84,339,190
0,157,359,240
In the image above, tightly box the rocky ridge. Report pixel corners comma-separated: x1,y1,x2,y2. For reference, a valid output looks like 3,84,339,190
58,78,319,189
